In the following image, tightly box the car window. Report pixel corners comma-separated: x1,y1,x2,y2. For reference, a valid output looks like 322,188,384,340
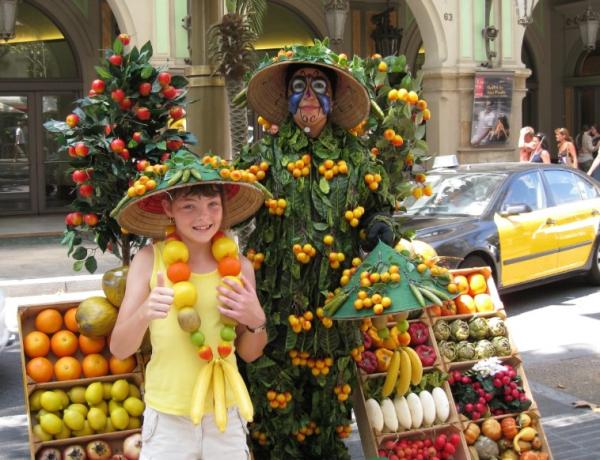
502,172,545,211
544,170,588,205
576,174,600,200
405,172,506,217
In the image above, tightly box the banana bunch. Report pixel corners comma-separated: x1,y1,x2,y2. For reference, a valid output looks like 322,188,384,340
190,358,254,432
381,346,423,398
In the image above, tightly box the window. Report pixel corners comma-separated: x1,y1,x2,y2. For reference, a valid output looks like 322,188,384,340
544,170,586,205
502,172,545,211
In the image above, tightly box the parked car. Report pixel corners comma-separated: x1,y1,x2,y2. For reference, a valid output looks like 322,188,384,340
399,162,600,293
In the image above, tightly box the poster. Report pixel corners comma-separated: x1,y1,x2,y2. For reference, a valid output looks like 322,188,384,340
470,72,514,147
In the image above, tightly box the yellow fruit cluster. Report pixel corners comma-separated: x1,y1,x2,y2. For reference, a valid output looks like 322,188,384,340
350,344,365,362
257,115,272,130
383,128,404,147
315,307,333,329
335,424,352,438
344,206,365,227
201,155,229,168
288,312,313,333
387,88,419,105
354,290,392,315
247,163,268,181
364,173,382,191
288,350,333,376
251,429,268,446
219,167,258,183
327,251,345,269
411,184,433,199
287,154,311,178
246,249,265,270
266,389,292,410
127,175,158,197
293,243,316,264
292,421,320,442
265,198,287,216
318,159,348,180
334,384,352,402
359,265,401,288
339,266,357,286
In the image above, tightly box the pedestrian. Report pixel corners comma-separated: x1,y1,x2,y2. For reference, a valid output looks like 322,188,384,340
13,120,26,161
110,151,268,460
578,124,597,171
518,126,535,162
555,127,578,168
529,133,551,164
587,148,600,181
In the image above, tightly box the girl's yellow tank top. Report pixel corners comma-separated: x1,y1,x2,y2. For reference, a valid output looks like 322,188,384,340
144,241,238,416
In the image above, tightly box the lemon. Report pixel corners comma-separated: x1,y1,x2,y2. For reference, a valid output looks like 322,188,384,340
163,240,189,264
173,281,197,308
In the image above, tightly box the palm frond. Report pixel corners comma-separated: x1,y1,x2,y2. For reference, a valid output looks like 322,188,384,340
236,0,267,34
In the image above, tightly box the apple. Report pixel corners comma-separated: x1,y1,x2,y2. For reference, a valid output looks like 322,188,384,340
110,138,126,153
157,71,171,87
166,139,183,151
66,113,80,128
111,89,125,103
123,433,142,460
136,160,149,172
119,149,130,160
160,152,171,162
132,132,143,143
75,143,89,157
138,82,152,97
118,33,130,45
169,106,185,120
119,98,132,110
65,212,83,227
67,146,77,158
84,213,99,227
136,107,151,121
72,170,89,184
87,440,112,460
88,89,97,97
108,54,123,66
79,184,94,198
161,85,177,100
91,79,105,93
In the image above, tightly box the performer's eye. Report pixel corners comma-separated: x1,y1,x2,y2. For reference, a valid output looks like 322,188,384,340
311,78,328,94
291,78,306,93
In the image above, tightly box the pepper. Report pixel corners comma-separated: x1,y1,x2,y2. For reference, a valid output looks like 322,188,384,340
367,327,385,348
357,350,378,374
382,325,400,350
375,348,394,372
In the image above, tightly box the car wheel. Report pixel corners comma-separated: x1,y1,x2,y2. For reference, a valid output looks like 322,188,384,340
587,239,600,285
459,254,498,285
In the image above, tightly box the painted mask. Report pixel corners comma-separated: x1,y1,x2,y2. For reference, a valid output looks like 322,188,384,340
287,67,333,136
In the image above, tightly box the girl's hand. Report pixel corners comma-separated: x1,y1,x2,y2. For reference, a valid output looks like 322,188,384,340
217,275,265,329
141,272,174,321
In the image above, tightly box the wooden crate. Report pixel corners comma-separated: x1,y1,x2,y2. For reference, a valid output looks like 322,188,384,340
377,424,470,459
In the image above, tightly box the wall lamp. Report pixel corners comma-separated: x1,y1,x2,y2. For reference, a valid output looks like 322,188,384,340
0,0,18,42
482,0,499,67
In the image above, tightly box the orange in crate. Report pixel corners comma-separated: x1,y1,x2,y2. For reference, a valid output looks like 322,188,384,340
79,334,106,354
82,353,109,377
109,355,136,374
54,356,82,381
50,330,78,357
23,331,50,358
63,307,79,333
26,356,54,382
34,308,63,334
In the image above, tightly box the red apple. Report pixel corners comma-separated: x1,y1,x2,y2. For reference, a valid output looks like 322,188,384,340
72,170,88,184
66,113,80,128
79,184,94,198
136,107,151,121
169,106,185,120
138,82,152,97
67,146,77,158
158,71,171,87
119,98,132,110
110,138,126,153
84,213,99,226
65,212,83,226
88,89,97,97
132,132,143,143
162,85,177,100
166,139,183,151
75,143,89,157
119,148,130,160
91,79,105,93
136,160,149,172
160,152,171,162
118,33,130,45
108,54,123,66
111,89,125,103
123,433,142,460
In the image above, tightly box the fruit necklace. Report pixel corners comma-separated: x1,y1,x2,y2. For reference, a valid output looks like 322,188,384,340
161,225,254,431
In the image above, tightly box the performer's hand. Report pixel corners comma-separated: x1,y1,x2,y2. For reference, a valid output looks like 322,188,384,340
217,275,266,329
362,219,395,252
141,272,173,321
268,124,279,135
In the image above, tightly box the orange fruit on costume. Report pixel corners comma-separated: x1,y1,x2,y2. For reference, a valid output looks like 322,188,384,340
26,357,54,382
63,307,79,333
218,256,241,276
455,294,476,315
23,331,50,358
468,273,487,295
35,309,63,334
109,355,136,374
167,261,191,283
82,353,109,378
50,330,78,357
54,356,82,381
79,334,106,354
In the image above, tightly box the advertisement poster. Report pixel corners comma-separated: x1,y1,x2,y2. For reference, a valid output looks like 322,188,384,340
470,72,514,147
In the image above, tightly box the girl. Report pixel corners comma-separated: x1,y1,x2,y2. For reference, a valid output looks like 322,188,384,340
529,133,551,164
518,126,535,162
555,127,578,168
110,151,267,460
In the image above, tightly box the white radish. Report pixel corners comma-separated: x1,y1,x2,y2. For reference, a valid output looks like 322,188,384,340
406,392,423,429
432,386,450,423
365,398,384,434
419,390,436,427
380,398,398,432
393,395,412,430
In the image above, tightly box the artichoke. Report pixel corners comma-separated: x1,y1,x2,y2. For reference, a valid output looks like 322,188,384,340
438,340,457,362
475,339,496,359
450,320,470,341
433,320,451,341
468,317,490,340
488,317,507,337
491,336,512,356
456,340,477,361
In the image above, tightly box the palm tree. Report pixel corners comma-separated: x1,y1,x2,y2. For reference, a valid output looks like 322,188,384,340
208,0,266,156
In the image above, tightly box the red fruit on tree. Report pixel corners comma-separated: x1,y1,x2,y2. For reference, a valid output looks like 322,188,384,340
119,149,130,160
84,213,99,226
88,89,97,97
136,160,149,172
160,152,171,162
111,89,125,103
72,170,88,184
79,184,94,198
65,212,83,226
138,82,152,97
136,107,151,121
158,71,171,87
161,85,177,100
169,106,185,120
118,33,130,45
110,138,126,153
108,54,123,66
65,114,79,128
132,132,143,143
67,146,77,158
166,139,183,151
91,79,105,93
74,143,89,157
119,98,132,110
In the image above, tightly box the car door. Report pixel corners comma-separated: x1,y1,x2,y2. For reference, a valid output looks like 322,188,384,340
543,169,600,271
494,171,559,287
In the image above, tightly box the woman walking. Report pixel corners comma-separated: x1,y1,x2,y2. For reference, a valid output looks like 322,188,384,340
555,127,578,168
529,133,551,164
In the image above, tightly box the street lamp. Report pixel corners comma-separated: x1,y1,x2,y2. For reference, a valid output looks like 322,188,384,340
482,0,498,67
0,0,18,42
323,0,349,45
514,0,534,26
577,4,600,51
371,6,403,56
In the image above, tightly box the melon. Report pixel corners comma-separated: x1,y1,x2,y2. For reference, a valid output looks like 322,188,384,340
102,266,129,307
76,296,118,337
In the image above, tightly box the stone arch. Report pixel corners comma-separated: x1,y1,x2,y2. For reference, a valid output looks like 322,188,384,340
401,20,422,73
106,0,137,41
270,0,324,39
404,0,447,68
